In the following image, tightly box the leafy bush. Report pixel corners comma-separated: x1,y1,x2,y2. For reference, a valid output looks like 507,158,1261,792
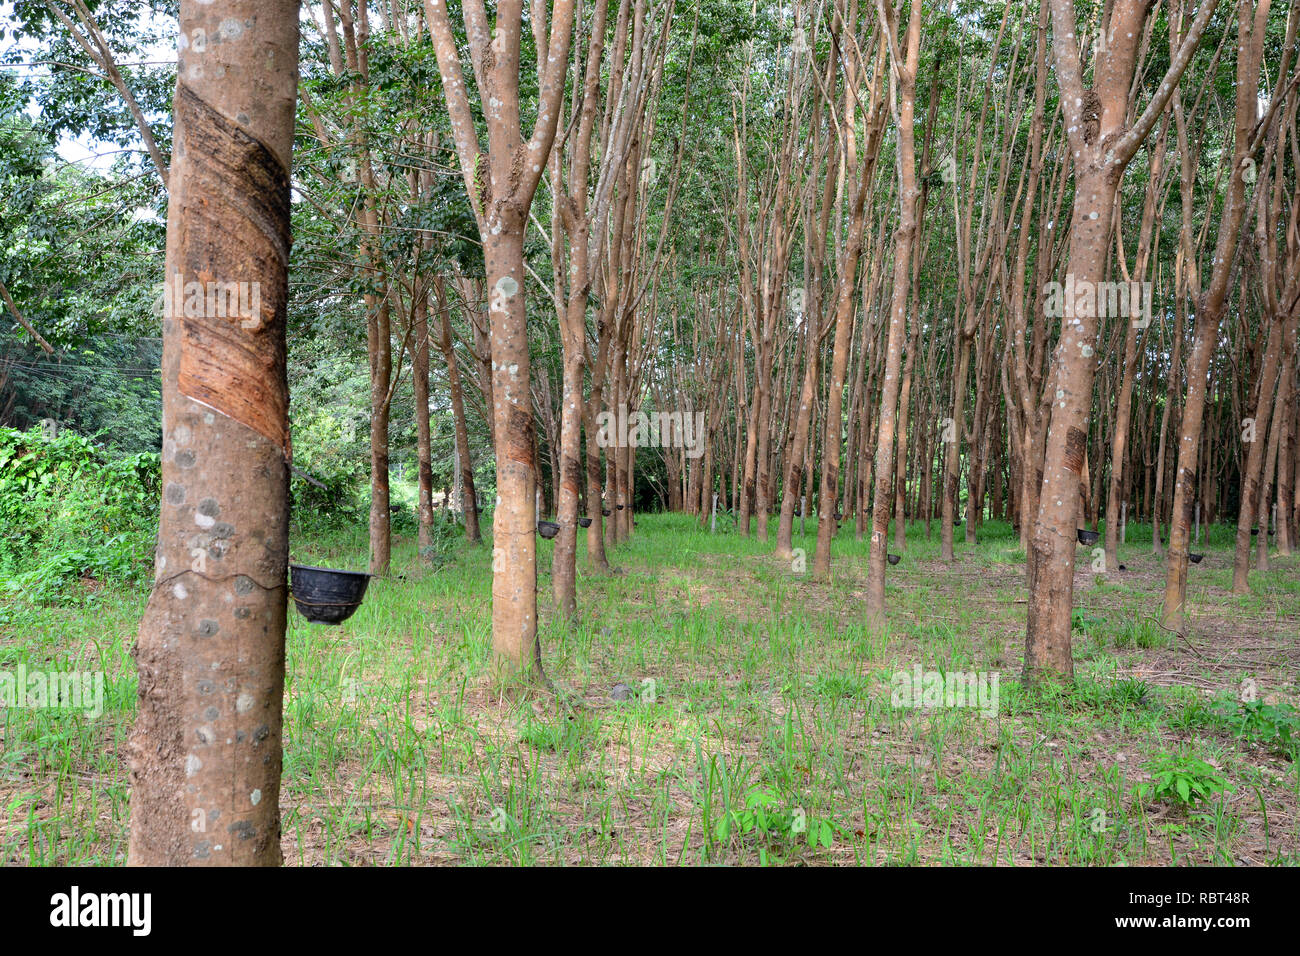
1169,694,1299,759
292,462,365,522
0,425,158,602
714,786,835,850
417,508,471,565
1071,608,1106,632
388,500,418,535
1210,699,1300,758
288,412,366,525
1135,754,1232,807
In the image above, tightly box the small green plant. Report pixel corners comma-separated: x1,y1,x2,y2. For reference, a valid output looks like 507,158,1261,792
1071,609,1105,632
1212,700,1300,757
415,509,465,565
1108,677,1152,708
812,673,870,699
388,501,419,535
11,534,148,606
516,710,598,770
1167,695,1218,734
1130,618,1170,649
519,713,575,751
714,786,834,849
1135,754,1232,807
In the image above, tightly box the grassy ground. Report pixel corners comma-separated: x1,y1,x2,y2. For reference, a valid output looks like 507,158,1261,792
2,511,1298,865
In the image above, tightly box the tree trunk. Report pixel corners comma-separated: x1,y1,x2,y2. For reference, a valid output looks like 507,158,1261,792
128,0,299,866
552,338,584,617
1163,0,1267,627
485,229,543,681
942,339,971,561
1233,314,1286,589
367,292,392,575
425,0,576,684
435,275,479,544
1030,0,1219,676
414,287,435,562
777,317,820,558
867,0,923,625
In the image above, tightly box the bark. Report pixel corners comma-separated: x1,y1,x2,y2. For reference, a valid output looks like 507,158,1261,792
367,292,392,575
814,10,885,579
866,0,923,626
552,0,619,618
1278,371,1295,555
1030,0,1219,679
426,0,576,683
1257,337,1293,571
1234,59,1300,584
942,341,971,561
1105,118,1169,571
1163,0,1270,628
414,285,435,561
1233,312,1286,588
128,0,299,865
435,276,480,543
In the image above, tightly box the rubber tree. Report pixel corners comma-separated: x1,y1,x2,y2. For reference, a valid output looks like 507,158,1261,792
551,0,667,616
1103,116,1169,573
551,0,613,620
434,275,481,544
866,0,923,627
941,2,1016,563
813,7,887,580
1026,0,1219,682
1231,21,1298,589
775,28,838,560
425,0,576,683
412,276,436,561
128,0,300,865
1162,0,1273,628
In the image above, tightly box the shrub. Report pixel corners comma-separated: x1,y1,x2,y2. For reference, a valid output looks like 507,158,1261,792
1211,699,1300,758
288,413,366,525
1135,753,1232,807
0,425,159,602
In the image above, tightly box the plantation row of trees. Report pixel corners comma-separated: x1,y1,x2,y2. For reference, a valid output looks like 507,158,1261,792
2,0,1297,863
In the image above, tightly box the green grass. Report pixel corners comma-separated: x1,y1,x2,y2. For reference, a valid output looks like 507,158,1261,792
2,513,1298,865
